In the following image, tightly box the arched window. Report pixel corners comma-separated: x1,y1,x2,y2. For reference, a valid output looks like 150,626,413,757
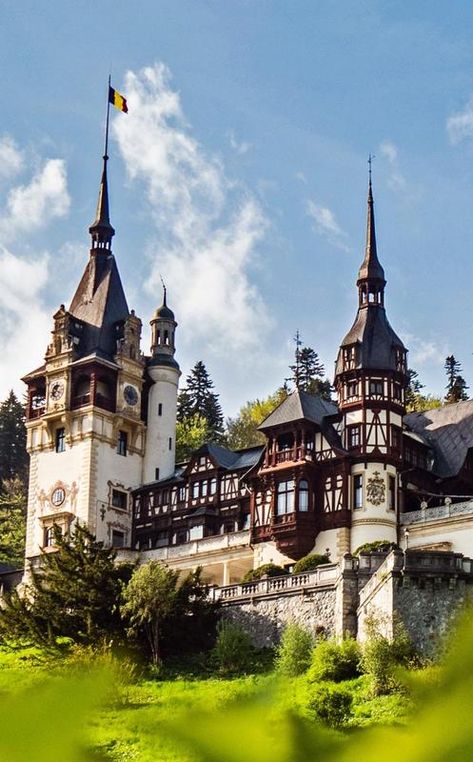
298,479,309,511
277,480,294,515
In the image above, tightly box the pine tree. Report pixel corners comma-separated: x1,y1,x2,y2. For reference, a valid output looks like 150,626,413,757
177,361,224,440
0,391,28,487
0,524,132,646
0,477,26,568
405,368,425,412
445,355,469,403
287,334,331,400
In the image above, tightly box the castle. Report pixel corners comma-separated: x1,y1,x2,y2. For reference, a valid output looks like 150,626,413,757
20,149,473,629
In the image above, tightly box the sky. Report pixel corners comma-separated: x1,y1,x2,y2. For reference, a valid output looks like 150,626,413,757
2,1,473,416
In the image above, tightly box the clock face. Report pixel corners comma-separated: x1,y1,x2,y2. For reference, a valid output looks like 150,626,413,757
50,381,64,401
124,385,139,406
51,487,65,507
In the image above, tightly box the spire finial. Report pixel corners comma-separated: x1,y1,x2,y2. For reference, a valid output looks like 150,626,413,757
160,274,167,306
356,165,385,305
89,77,115,250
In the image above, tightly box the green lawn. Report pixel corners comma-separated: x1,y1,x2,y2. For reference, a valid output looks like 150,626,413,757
0,645,415,762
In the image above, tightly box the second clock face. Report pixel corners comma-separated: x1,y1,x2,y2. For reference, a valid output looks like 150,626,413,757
124,385,139,406
50,381,64,401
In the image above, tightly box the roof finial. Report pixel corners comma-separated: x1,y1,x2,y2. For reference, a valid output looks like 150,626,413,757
89,76,115,249
160,274,167,305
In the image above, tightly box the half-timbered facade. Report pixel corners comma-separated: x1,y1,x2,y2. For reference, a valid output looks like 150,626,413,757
21,150,473,585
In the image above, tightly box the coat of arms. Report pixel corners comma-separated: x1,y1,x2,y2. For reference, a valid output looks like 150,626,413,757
366,471,385,506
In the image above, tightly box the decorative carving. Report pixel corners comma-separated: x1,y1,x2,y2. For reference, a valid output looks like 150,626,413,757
366,471,385,506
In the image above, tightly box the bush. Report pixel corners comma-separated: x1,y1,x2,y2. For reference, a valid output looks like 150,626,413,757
242,564,289,582
212,621,253,675
307,638,361,683
275,624,313,676
307,683,353,727
292,554,330,574
354,540,400,556
361,621,413,695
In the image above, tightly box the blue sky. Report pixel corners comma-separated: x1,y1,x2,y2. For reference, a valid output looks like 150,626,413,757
2,1,473,415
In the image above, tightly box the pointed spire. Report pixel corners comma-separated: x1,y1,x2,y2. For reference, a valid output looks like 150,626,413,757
356,158,385,307
89,155,115,250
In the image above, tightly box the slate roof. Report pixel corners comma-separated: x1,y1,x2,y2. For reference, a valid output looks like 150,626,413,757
405,400,473,478
335,307,405,377
68,252,129,361
258,389,338,430
198,442,264,471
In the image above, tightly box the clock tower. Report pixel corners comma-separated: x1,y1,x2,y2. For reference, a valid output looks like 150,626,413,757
23,154,147,561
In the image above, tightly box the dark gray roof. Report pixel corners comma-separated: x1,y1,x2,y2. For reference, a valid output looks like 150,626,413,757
69,252,129,361
335,307,405,377
258,389,338,430
405,401,473,478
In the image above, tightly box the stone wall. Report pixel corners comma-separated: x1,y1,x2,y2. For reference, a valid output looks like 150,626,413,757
222,588,337,648
357,549,473,655
218,550,473,653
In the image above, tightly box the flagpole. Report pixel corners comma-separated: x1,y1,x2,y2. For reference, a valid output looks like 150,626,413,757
104,74,111,160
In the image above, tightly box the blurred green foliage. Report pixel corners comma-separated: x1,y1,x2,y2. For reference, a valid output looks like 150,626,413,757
2,606,473,761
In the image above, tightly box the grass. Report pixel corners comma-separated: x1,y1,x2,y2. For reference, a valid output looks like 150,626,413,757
0,645,414,761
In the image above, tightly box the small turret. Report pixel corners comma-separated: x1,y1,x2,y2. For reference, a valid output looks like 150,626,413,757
149,285,178,367
143,285,181,483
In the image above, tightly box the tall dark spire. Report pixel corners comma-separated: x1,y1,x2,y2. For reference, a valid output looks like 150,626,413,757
89,155,115,250
356,158,385,307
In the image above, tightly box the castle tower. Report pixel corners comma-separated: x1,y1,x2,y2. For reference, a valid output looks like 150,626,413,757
334,169,407,551
143,286,180,483
23,154,146,560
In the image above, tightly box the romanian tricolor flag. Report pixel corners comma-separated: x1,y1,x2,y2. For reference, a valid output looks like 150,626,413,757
109,86,128,113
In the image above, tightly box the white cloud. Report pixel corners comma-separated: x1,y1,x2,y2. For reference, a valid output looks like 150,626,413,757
447,98,473,144
306,199,349,252
379,140,406,191
0,135,24,179
0,247,51,397
228,130,252,156
295,171,308,184
113,63,271,357
401,332,446,367
0,159,70,240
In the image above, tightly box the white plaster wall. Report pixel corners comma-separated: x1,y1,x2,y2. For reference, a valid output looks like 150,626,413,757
313,528,342,561
143,365,179,483
402,519,473,557
93,441,143,546
253,541,293,569
350,461,397,552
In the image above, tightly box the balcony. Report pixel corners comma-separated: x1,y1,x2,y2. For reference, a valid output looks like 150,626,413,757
140,530,251,562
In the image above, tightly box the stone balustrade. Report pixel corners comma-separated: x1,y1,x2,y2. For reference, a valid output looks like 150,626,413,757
213,562,340,602
116,529,251,564
401,500,473,526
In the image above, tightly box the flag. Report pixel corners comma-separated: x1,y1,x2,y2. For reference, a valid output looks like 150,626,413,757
109,86,128,113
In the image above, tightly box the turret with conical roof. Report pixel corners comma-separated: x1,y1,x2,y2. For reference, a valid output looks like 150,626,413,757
143,285,181,483
335,170,406,380
333,167,407,554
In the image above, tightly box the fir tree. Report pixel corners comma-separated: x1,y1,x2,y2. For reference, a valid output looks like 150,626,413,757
0,524,132,646
444,355,469,403
0,477,26,568
287,333,332,400
177,361,224,440
0,391,28,486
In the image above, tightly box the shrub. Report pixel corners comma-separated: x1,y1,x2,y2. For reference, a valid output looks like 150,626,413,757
212,621,253,675
242,564,289,582
307,683,353,727
361,621,413,695
353,540,400,556
307,638,361,683
292,554,330,574
275,623,313,676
